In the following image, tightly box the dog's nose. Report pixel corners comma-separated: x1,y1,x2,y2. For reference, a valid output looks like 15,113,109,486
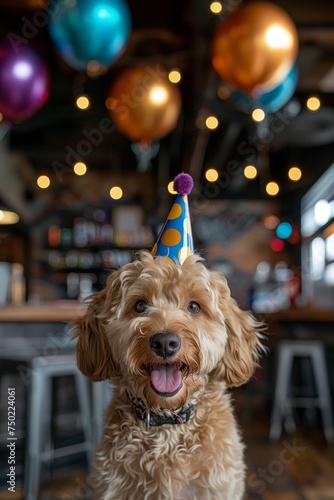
150,332,181,359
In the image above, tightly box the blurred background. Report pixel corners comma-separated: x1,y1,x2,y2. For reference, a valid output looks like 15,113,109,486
0,0,334,498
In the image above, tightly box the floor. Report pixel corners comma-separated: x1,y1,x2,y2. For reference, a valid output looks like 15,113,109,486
1,390,333,500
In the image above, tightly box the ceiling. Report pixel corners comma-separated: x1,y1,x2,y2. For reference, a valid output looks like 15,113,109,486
1,0,334,225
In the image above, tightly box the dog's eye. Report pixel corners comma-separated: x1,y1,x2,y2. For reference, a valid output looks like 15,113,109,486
188,301,201,315
135,301,148,313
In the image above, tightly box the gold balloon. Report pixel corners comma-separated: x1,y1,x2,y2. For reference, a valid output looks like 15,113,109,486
211,1,299,96
107,65,182,144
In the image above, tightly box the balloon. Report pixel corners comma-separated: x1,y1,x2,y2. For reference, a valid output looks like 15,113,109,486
230,64,298,114
49,0,131,74
107,65,182,144
0,43,49,123
211,1,299,96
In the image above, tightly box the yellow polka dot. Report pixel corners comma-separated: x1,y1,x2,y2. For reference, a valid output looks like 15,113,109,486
151,243,158,256
178,246,193,264
161,228,181,246
168,203,182,220
183,217,192,234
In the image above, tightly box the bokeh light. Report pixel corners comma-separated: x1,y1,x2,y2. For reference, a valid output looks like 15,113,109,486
266,181,279,196
168,69,181,83
109,186,123,200
168,181,177,194
205,116,219,129
244,165,257,179
270,238,285,252
288,166,302,181
276,222,293,239
210,1,222,14
217,86,231,100
205,168,219,182
76,95,90,110
264,215,280,230
287,226,300,244
73,162,87,176
252,108,265,122
37,175,50,188
306,96,320,111
0,210,20,224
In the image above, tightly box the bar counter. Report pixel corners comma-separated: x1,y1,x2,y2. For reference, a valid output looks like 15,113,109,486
265,308,334,323
0,303,333,323
0,300,86,323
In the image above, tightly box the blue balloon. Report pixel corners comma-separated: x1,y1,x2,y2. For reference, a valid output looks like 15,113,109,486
49,0,131,73
230,65,298,114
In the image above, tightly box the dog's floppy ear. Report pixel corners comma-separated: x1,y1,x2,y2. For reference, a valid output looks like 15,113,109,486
211,273,264,387
71,284,118,382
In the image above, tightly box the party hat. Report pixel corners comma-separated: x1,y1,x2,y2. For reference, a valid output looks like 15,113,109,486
151,173,194,265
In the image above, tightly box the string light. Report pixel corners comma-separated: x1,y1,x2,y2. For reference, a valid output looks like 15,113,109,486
210,1,222,14
205,116,219,129
244,165,257,179
168,69,181,83
37,175,50,189
168,181,177,194
266,181,279,196
74,162,87,176
306,96,320,111
76,95,90,110
252,108,265,122
110,186,123,200
0,210,20,224
205,168,219,182
288,166,302,181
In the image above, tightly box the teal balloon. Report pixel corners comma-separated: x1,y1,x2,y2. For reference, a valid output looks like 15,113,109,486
230,65,298,114
49,0,131,73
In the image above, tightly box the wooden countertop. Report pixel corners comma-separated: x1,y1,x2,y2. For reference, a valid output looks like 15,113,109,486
0,302,333,323
263,308,334,322
0,301,86,322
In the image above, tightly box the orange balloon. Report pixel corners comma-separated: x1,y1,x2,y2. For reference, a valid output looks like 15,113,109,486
107,65,182,144
211,1,299,96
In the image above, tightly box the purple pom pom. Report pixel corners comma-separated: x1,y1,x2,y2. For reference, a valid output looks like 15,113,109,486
173,173,194,195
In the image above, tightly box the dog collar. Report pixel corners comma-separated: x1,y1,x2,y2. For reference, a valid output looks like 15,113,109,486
127,391,196,429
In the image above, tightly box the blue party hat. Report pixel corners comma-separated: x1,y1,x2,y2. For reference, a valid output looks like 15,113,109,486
151,173,194,265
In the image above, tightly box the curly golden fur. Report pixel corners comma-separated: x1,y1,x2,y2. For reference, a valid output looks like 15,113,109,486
72,250,264,499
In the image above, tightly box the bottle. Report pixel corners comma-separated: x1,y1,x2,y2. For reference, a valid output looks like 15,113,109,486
10,263,26,304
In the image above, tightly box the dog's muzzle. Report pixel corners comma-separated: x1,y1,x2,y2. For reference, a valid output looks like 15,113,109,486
148,332,183,397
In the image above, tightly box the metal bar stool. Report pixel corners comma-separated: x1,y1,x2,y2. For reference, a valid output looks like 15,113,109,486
91,380,114,448
0,347,93,500
25,353,93,500
269,340,334,444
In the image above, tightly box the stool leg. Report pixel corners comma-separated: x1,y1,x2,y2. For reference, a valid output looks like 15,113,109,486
24,367,45,500
312,347,334,444
92,381,112,448
75,372,94,468
41,376,53,484
270,346,295,441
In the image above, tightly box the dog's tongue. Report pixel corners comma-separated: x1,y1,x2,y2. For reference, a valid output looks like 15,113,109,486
150,365,182,394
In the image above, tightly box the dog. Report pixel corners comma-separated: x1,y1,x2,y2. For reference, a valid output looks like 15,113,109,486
72,250,264,499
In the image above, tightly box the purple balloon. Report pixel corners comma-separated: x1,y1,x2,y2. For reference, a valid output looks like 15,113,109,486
0,42,49,123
